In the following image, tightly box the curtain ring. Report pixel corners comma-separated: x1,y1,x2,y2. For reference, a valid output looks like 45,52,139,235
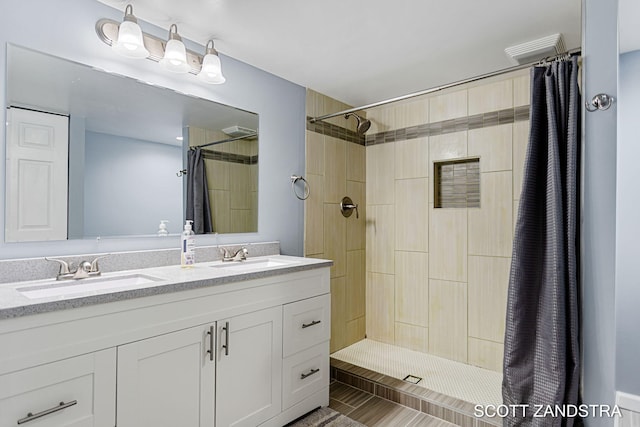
290,175,310,200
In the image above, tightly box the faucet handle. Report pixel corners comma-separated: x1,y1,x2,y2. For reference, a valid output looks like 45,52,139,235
89,254,110,273
45,257,71,274
219,247,232,259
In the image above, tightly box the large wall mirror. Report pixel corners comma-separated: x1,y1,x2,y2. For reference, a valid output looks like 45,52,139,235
5,44,259,242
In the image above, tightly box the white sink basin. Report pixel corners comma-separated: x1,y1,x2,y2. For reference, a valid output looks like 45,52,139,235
211,258,298,272
17,274,164,299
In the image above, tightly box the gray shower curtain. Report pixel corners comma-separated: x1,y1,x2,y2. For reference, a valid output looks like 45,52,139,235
186,147,213,234
502,56,580,426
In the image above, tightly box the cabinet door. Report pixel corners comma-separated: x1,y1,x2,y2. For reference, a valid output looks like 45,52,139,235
0,349,116,427
117,325,215,427
216,306,282,427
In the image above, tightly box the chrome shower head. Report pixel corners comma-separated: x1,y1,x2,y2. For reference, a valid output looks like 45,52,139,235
345,113,371,135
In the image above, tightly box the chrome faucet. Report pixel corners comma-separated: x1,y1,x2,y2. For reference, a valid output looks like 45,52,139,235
220,247,248,262
45,255,109,280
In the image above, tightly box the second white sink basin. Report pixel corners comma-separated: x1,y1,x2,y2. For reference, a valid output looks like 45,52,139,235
211,258,298,272
17,274,164,299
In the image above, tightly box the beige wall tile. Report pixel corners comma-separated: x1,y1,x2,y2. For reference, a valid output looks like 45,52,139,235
395,323,429,353
249,164,258,192
211,189,230,233
429,279,467,362
331,276,347,353
229,209,252,233
304,174,324,255
346,249,366,321
429,131,467,163
366,205,395,274
468,124,513,172
395,251,429,327
513,74,531,107
395,98,429,129
188,126,206,147
229,164,251,209
513,200,520,235
346,317,366,346
347,142,366,182
468,80,513,115
205,159,229,191
468,338,504,372
467,256,510,342
346,180,366,251
366,144,395,205
305,88,323,118
366,106,393,134
395,137,429,179
306,131,325,175
325,97,350,129
324,203,346,278
429,206,467,282
468,172,513,257
395,179,429,252
324,136,347,203
429,90,468,122
512,120,529,201
366,272,395,344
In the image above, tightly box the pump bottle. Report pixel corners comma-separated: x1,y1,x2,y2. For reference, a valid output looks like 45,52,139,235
181,220,195,267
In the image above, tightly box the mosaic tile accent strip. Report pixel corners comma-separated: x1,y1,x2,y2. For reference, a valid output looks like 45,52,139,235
201,149,258,165
306,116,366,145
365,105,530,146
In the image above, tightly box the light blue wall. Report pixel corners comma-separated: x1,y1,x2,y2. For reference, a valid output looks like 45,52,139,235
0,0,306,259
615,49,640,396
581,0,618,424
83,132,182,238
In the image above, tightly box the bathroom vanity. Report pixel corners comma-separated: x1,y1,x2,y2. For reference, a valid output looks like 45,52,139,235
0,255,331,427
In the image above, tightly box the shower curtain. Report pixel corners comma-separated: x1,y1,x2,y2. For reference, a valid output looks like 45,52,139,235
186,147,213,234
502,56,580,426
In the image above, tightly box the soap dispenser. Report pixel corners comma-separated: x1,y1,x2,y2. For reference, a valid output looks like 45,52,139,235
157,220,169,237
181,220,195,268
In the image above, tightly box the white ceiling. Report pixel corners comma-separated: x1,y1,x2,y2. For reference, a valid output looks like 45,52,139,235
97,0,583,108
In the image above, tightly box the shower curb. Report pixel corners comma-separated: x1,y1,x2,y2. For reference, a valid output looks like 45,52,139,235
330,357,501,427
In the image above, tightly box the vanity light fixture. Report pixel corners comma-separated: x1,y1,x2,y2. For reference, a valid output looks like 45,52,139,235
159,24,190,73
111,4,149,59
198,40,226,84
95,4,226,84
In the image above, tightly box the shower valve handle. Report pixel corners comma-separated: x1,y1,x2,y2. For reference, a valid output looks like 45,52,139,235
340,197,359,219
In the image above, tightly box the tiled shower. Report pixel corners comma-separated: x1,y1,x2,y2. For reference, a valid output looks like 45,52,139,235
304,68,530,373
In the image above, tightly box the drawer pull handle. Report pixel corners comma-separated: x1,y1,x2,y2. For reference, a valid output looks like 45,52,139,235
222,321,230,356
300,368,320,380
302,320,321,329
207,325,214,361
17,400,78,424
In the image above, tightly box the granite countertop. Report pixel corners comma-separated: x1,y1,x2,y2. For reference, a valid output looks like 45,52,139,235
0,255,332,320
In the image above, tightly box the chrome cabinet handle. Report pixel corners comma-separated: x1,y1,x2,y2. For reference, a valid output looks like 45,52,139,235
206,325,214,361
300,368,320,380
17,400,78,424
222,322,230,356
301,320,321,329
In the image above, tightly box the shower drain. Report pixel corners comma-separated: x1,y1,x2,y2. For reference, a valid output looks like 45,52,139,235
403,374,422,384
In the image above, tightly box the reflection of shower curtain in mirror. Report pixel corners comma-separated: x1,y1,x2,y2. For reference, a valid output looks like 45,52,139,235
186,148,213,234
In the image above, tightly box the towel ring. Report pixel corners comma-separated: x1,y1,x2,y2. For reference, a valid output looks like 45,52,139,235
291,175,310,200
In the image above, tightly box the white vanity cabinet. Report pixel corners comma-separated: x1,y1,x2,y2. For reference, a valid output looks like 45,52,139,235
0,263,331,427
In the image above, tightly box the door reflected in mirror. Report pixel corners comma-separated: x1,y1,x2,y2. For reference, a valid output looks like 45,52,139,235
4,44,258,242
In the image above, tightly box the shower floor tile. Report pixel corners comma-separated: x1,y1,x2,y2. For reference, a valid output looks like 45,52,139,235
331,339,502,406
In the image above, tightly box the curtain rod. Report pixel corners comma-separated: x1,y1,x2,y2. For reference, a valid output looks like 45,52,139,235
192,132,258,149
309,48,581,123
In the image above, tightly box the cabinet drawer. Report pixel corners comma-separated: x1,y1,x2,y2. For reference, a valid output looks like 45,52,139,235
0,349,116,427
283,294,330,357
282,342,329,410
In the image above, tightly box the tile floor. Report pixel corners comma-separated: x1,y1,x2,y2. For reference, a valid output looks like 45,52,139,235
330,380,457,427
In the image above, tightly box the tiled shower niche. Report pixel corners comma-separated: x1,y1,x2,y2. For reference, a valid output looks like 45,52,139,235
434,158,480,208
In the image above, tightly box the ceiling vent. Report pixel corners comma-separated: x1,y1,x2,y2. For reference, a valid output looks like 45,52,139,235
505,34,566,65
222,125,257,138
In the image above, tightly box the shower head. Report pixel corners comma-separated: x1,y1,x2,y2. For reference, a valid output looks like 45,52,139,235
345,113,371,135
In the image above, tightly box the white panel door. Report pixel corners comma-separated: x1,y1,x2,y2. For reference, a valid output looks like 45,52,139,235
0,349,116,427
5,107,69,242
116,325,215,427
216,306,282,427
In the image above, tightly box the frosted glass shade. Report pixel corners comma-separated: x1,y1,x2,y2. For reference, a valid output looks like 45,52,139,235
198,54,226,84
112,20,149,59
159,39,190,73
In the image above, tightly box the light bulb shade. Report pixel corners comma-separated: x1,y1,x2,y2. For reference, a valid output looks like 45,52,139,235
159,39,190,73
112,20,149,58
198,53,226,84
